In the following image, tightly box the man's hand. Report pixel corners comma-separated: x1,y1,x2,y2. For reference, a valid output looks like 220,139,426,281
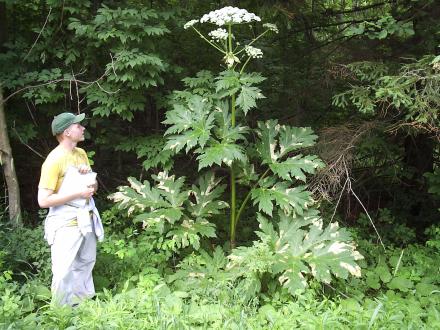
88,181,98,194
78,164,91,174
79,186,95,199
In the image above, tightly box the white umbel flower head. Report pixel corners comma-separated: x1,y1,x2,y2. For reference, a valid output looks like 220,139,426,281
245,45,263,58
263,23,279,33
200,6,261,26
184,19,199,29
208,28,228,41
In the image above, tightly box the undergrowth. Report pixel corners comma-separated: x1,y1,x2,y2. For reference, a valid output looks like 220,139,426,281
1,217,439,329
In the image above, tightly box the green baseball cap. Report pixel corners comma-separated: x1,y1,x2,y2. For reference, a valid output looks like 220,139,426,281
51,112,85,136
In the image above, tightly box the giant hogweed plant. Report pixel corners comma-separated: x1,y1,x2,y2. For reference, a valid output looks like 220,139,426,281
111,7,363,293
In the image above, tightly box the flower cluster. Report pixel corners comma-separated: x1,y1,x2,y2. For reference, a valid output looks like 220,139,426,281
200,7,261,26
184,19,198,30
244,45,263,59
263,23,279,34
208,28,228,41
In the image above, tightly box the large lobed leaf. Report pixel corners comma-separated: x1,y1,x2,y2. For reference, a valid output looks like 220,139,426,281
110,171,225,252
228,211,363,295
251,177,313,216
236,85,265,115
215,70,266,115
196,142,247,170
189,172,229,218
163,95,215,153
269,155,323,182
256,120,324,182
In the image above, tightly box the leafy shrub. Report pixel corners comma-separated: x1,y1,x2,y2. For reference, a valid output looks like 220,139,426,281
355,208,417,246
95,229,168,291
425,224,440,251
339,239,440,303
0,224,51,284
115,135,174,172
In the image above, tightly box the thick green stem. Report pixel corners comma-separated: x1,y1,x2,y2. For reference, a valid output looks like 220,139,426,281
234,168,270,233
230,164,236,247
230,90,236,247
228,24,238,247
228,24,233,55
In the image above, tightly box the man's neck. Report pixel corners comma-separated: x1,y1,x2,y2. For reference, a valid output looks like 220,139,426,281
58,139,77,151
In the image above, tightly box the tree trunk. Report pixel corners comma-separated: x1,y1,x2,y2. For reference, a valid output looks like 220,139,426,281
0,86,22,226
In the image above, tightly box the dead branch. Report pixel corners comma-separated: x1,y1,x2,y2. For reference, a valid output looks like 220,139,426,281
309,121,379,202
1,54,120,106
312,123,386,250
24,7,52,61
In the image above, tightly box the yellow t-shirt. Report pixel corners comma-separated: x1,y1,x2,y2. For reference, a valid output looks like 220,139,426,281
39,146,91,192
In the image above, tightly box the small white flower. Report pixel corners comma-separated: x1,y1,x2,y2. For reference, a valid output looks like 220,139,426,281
245,45,263,58
184,19,198,29
208,28,228,41
263,23,279,33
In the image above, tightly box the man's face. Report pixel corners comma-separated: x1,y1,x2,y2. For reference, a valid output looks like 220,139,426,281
65,123,85,142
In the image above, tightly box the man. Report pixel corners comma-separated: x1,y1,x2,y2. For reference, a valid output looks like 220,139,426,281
38,112,104,306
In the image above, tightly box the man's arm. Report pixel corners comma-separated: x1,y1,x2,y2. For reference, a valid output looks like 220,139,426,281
38,187,94,208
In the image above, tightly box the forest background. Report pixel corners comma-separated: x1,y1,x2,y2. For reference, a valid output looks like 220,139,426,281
1,0,440,328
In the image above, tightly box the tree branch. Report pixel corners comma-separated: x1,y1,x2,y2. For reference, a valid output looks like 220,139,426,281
24,7,52,61
323,1,391,16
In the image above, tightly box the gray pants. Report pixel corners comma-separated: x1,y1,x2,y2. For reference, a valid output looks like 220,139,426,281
50,226,97,305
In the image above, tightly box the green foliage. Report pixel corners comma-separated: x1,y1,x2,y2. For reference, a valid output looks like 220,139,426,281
96,230,166,291
164,81,250,170
163,94,216,153
355,209,417,246
228,211,363,296
251,179,312,216
66,6,171,120
216,70,266,115
344,15,414,40
110,171,226,252
115,135,174,171
168,247,239,303
0,224,51,284
425,224,440,251
341,239,440,303
1,220,439,329
107,6,362,300
256,120,322,180
333,55,440,131
425,168,440,197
